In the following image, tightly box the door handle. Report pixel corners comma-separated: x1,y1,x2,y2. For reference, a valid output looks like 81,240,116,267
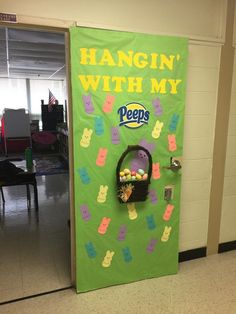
164,157,182,172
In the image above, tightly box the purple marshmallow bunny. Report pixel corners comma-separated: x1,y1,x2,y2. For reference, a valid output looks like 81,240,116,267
111,127,120,144
131,139,155,171
82,94,94,114
117,225,127,241
152,98,163,116
149,189,158,204
147,239,157,253
80,204,91,221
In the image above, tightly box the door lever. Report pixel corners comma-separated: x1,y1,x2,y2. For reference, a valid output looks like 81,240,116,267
164,157,182,172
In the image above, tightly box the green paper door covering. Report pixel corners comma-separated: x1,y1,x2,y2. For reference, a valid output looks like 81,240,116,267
70,26,188,292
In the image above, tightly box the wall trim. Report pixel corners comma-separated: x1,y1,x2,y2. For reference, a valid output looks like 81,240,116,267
75,21,226,45
179,247,207,262
218,240,236,253
17,15,76,29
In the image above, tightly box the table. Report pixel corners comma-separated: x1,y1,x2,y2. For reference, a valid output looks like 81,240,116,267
0,160,38,211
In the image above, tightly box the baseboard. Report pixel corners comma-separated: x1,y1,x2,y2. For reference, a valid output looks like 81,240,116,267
218,240,236,253
0,286,72,306
179,247,207,262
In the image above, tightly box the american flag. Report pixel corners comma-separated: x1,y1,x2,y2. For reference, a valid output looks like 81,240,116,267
48,89,56,105
48,89,57,111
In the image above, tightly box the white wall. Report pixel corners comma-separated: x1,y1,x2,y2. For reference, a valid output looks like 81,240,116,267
0,0,226,41
0,0,227,251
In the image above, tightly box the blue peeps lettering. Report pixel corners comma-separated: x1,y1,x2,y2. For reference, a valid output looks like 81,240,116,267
118,106,149,125
117,103,150,128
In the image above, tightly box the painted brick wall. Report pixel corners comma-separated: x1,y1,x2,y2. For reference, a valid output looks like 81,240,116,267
180,43,220,251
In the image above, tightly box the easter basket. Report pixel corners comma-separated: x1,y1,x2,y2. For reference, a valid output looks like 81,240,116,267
116,145,152,203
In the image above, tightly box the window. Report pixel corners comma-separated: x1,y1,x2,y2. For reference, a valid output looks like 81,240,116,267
30,79,65,116
0,78,27,113
0,78,66,124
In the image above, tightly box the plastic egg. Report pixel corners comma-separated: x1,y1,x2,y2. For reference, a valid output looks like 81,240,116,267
136,173,142,180
131,171,136,176
124,168,130,175
131,176,136,181
138,169,145,175
142,173,148,180
126,174,132,181
120,171,125,177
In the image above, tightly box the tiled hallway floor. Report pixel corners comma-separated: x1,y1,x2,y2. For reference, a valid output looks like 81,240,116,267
1,173,236,313
1,250,236,313
0,174,71,303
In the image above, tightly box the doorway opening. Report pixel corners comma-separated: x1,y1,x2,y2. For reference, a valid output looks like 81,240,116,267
0,25,72,303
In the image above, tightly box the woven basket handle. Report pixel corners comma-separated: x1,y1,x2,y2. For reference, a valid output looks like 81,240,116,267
116,145,153,183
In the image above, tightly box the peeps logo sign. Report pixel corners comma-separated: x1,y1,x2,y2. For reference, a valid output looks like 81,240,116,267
117,102,150,129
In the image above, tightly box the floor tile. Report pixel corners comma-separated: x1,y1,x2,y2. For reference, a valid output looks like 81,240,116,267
0,173,71,303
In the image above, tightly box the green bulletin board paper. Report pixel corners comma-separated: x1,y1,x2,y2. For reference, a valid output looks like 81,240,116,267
70,26,188,292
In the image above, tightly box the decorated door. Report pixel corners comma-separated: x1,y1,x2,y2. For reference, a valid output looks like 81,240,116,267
70,26,188,292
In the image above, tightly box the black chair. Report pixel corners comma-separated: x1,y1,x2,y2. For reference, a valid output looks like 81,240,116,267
0,160,38,211
41,104,64,131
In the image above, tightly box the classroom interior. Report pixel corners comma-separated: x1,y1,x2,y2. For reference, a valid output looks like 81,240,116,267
0,26,71,303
